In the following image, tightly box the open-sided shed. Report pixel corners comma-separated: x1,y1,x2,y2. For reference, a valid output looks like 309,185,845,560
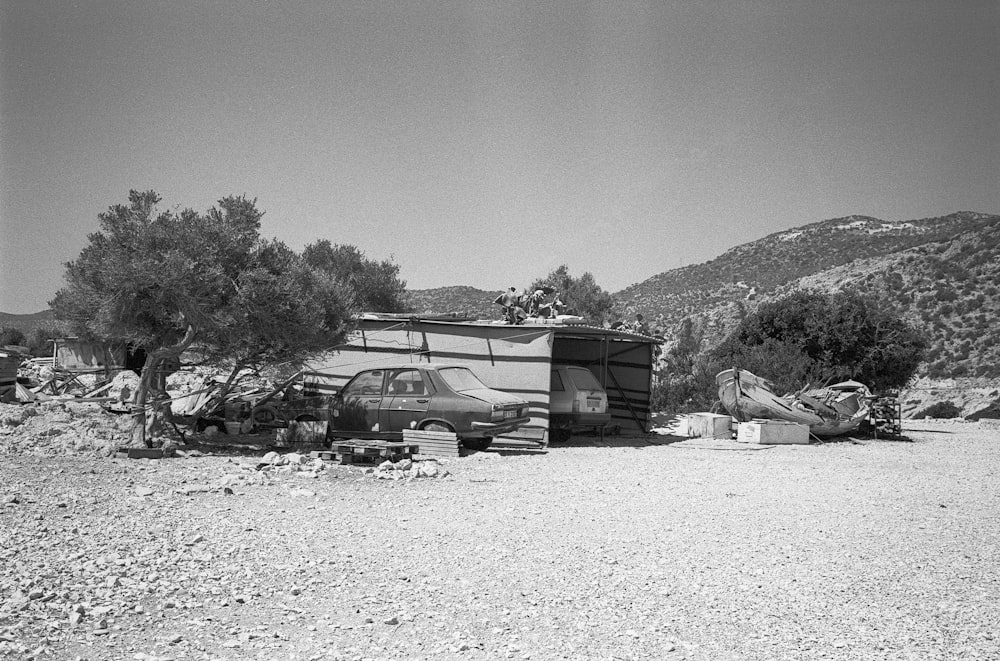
303,316,661,441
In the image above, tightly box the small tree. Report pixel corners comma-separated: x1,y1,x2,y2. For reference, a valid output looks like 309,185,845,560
651,317,720,413
302,240,407,313
52,191,353,447
530,265,613,326
0,326,26,347
711,289,927,393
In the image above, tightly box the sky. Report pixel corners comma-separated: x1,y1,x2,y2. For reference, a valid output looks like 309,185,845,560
1,1,997,314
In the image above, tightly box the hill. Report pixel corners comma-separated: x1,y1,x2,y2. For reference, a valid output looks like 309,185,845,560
404,285,499,320
613,211,1000,379
0,310,58,334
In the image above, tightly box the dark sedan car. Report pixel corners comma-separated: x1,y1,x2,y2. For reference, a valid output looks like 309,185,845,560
328,363,530,451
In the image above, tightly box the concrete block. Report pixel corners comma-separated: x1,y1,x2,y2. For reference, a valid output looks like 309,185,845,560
688,413,734,439
737,420,810,445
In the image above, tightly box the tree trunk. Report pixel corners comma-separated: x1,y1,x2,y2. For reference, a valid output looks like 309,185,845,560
130,353,160,448
130,324,198,448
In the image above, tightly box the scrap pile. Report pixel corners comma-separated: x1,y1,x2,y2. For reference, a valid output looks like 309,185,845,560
492,287,565,325
869,392,902,438
717,368,873,437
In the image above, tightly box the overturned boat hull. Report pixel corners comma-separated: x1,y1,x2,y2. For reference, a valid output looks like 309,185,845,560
717,369,872,437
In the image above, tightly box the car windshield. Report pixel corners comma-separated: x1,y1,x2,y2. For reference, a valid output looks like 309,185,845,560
568,368,603,390
438,367,488,392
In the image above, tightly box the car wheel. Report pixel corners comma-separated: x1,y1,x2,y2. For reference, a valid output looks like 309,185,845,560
461,437,492,452
251,405,287,428
421,421,454,433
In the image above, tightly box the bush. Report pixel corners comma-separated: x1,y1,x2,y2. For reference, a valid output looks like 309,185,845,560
0,326,26,347
25,325,63,357
711,290,926,392
917,401,962,419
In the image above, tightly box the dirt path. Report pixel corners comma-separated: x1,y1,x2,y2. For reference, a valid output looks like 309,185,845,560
2,421,998,660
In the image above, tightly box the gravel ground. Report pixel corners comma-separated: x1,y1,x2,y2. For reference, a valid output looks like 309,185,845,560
1,416,998,661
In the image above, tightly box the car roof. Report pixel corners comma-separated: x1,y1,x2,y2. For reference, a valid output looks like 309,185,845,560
360,363,469,371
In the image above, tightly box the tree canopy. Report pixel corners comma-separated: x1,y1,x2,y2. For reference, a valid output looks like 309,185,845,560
51,190,355,445
530,265,613,326
302,240,407,313
710,289,927,393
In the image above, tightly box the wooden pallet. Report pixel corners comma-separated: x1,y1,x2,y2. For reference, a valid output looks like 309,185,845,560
310,441,417,465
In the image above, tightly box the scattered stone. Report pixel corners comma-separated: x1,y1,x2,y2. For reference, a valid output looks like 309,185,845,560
135,486,155,497
260,451,286,466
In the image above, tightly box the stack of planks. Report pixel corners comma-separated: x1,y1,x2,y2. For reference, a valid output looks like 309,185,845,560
403,429,460,457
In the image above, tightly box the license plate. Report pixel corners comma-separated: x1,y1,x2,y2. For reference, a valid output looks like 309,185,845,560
504,409,516,418
586,398,601,408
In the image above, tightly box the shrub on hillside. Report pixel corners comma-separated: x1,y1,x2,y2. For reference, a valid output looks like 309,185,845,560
711,289,926,393
26,324,64,357
916,401,962,419
0,326,26,347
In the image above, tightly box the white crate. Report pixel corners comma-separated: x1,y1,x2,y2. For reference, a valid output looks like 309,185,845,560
687,413,734,439
737,421,810,445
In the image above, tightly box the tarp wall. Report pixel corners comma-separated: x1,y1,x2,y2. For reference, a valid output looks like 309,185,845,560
305,320,554,429
305,319,658,437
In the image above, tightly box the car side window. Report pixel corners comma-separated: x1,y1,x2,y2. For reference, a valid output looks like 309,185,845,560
388,369,426,396
550,369,565,391
344,371,384,397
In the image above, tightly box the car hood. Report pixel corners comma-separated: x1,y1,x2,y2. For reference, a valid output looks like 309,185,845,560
460,389,526,406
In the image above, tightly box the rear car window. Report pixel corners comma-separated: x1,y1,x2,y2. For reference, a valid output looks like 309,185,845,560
568,368,602,390
438,367,488,392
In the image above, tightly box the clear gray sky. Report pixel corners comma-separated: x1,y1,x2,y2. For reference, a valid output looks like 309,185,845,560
2,1,997,314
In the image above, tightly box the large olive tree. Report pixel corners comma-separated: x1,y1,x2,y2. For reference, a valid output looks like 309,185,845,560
52,190,353,446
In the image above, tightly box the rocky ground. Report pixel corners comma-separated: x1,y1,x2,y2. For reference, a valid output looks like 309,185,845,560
1,402,998,661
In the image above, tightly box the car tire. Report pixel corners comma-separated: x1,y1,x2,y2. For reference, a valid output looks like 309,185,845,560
421,421,454,433
251,405,287,428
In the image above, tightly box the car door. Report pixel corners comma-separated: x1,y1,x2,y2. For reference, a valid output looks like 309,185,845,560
382,368,431,432
331,369,386,432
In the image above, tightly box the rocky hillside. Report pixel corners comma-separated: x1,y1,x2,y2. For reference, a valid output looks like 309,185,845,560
613,212,1000,379
404,285,499,321
0,309,57,335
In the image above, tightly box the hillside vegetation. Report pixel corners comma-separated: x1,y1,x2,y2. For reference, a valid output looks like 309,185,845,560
0,310,57,335
404,285,500,320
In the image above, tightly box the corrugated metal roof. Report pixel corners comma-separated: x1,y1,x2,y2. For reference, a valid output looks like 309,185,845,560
358,314,663,344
